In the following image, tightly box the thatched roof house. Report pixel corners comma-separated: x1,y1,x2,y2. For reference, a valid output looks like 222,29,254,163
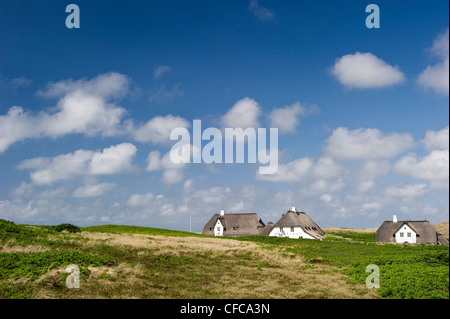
377,215,449,245
269,208,324,240
202,210,270,237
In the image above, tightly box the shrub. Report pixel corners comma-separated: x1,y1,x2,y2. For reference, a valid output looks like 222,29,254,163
51,223,81,233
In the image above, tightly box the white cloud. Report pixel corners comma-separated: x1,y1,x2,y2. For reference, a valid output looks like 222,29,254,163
385,183,428,197
269,102,307,134
418,29,449,95
73,183,116,198
257,157,314,182
221,97,261,129
146,147,192,184
357,160,391,180
126,193,155,207
89,143,137,175
249,0,274,21
325,127,415,161
161,169,185,184
0,72,130,153
257,154,342,184
308,178,345,194
394,150,449,186
313,156,343,179
153,65,172,79
38,72,129,99
17,149,94,185
17,143,137,185
133,115,190,144
331,52,405,89
422,126,449,150
0,106,38,152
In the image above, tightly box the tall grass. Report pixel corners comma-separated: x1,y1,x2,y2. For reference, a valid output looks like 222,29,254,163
236,233,449,299
82,225,205,237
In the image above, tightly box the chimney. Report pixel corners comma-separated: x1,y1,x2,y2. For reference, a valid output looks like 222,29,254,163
291,207,296,212
393,215,398,223
220,210,225,216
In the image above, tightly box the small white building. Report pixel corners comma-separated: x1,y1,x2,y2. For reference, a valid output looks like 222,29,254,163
394,223,417,244
377,215,449,245
269,207,324,240
202,210,269,237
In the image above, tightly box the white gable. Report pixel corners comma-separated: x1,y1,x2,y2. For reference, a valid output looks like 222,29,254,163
214,219,223,236
394,224,416,243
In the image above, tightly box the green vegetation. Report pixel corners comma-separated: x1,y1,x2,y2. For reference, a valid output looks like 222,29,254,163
82,224,205,237
45,223,81,233
1,219,448,299
236,231,449,299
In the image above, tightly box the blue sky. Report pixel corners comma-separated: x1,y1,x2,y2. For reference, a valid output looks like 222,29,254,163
0,0,448,231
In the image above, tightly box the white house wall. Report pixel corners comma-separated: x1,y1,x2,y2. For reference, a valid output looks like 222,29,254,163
394,224,416,243
214,219,223,236
269,226,316,240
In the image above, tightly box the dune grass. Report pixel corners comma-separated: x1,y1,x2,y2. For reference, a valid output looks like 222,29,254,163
82,225,205,237
1,219,448,299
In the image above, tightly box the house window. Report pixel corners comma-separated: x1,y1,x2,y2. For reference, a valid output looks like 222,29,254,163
280,227,283,231
407,232,411,237
291,227,295,232
217,227,220,232
233,227,238,230
400,232,404,237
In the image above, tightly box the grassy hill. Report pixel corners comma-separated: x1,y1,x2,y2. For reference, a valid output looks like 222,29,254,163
1,219,448,299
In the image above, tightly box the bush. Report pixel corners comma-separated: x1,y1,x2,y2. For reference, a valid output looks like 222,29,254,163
51,223,81,233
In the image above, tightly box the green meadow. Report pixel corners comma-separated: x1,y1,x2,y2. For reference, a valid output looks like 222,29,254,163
1,219,448,299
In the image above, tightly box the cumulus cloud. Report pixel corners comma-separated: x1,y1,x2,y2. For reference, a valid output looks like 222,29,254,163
126,193,156,207
73,183,116,198
89,143,137,175
146,147,192,184
325,127,415,161
331,52,405,89
313,156,343,179
257,155,343,184
269,102,308,134
0,106,39,152
0,72,130,153
38,72,129,99
221,97,261,129
133,115,190,144
422,126,449,151
385,183,428,197
17,150,94,185
393,150,449,187
17,143,137,185
418,28,449,95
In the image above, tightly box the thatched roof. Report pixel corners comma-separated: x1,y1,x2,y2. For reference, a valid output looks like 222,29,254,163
259,222,274,236
376,220,449,245
272,211,324,239
202,213,266,236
